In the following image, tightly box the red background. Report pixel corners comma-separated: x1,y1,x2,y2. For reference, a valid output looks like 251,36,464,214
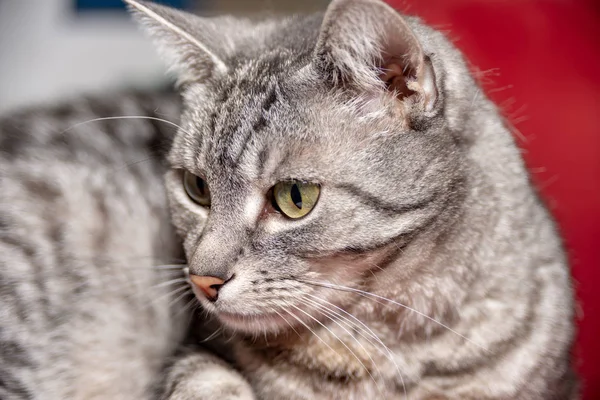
386,0,600,397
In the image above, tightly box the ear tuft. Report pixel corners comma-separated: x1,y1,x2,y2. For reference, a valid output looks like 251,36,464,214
315,0,438,113
125,0,228,86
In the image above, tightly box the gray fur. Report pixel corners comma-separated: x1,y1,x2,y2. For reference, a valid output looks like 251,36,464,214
130,0,577,398
0,0,577,399
0,92,190,399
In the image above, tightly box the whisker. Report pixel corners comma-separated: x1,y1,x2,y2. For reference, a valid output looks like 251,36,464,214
281,308,344,361
175,296,198,319
303,294,407,398
305,298,378,346
152,278,187,289
305,293,385,348
167,287,192,308
223,329,237,344
302,297,384,353
303,280,490,353
153,264,188,270
299,296,387,391
111,156,160,172
271,308,302,339
200,326,224,343
149,284,190,308
27,253,186,266
61,115,194,137
289,304,382,392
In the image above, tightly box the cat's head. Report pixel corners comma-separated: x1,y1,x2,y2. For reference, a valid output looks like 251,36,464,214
127,0,469,336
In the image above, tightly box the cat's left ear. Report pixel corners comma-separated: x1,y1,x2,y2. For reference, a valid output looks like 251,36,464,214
315,0,438,114
125,0,229,86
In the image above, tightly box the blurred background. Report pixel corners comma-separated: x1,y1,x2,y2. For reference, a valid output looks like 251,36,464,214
0,0,598,397
0,0,330,112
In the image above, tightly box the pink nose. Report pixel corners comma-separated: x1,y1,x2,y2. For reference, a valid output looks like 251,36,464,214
189,275,225,302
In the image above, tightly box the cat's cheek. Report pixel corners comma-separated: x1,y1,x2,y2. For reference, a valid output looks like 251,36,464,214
307,249,389,282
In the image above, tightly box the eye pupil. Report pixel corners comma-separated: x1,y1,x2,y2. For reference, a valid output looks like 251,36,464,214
290,184,302,209
196,177,206,195
272,180,320,219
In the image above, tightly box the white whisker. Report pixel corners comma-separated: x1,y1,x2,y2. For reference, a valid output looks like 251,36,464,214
150,284,190,307
303,280,489,353
281,308,344,361
303,294,407,399
168,287,192,308
175,296,198,319
152,278,187,289
289,304,382,393
61,116,194,137
300,297,387,388
200,326,224,343
271,308,302,339
153,264,187,270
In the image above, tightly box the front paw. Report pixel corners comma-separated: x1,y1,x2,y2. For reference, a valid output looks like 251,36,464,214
165,378,255,400
162,352,255,400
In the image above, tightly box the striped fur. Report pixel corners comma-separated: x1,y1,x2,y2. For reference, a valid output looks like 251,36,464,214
1,0,578,399
132,0,577,398
0,91,190,399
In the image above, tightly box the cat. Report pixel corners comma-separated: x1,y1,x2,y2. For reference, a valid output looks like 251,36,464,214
125,0,578,398
0,0,577,399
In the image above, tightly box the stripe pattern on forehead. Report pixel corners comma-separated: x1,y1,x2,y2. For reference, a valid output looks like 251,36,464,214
205,72,280,174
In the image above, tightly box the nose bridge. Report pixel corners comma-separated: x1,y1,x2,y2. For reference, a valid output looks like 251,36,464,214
190,211,248,280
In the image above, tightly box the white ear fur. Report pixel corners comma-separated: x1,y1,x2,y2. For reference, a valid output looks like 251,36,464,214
315,0,437,112
125,0,228,85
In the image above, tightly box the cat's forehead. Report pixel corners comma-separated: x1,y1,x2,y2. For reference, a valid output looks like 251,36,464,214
172,57,399,187
176,70,326,164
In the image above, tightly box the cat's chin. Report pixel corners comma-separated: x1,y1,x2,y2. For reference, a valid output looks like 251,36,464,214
216,311,293,335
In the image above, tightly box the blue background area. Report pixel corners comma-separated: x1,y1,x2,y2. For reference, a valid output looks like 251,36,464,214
75,0,189,11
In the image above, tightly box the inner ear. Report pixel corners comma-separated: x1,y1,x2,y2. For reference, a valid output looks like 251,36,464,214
379,58,417,101
380,55,438,112
376,32,436,109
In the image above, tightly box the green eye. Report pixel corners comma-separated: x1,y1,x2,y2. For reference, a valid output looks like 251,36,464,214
183,171,211,207
272,181,320,219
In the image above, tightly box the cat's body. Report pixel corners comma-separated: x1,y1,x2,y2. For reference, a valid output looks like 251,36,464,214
0,92,190,399
0,0,577,399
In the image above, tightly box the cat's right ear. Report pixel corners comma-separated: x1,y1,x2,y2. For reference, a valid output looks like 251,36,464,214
314,0,439,117
125,0,228,86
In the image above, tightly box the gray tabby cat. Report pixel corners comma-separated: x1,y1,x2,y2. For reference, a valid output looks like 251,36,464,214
0,0,576,399
127,0,578,398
